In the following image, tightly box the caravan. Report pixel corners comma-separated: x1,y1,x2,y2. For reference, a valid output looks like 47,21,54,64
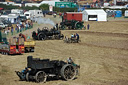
24,10,43,19
29,10,43,17
11,9,24,15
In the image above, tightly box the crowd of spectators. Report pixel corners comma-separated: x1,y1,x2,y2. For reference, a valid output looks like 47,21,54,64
1,20,33,37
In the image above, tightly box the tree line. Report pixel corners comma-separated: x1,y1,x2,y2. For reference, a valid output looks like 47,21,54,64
0,3,127,14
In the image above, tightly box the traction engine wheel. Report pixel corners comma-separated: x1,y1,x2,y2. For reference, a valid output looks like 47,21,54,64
35,71,47,83
38,33,46,40
26,72,30,81
61,64,76,81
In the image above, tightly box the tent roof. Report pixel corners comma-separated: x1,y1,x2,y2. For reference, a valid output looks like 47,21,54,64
8,15,19,18
85,10,97,15
83,9,106,15
66,12,82,14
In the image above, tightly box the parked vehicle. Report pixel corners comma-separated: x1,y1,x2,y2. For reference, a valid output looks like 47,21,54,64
19,33,35,53
15,56,80,83
29,10,43,17
19,15,27,22
24,11,32,19
11,9,24,15
0,22,7,28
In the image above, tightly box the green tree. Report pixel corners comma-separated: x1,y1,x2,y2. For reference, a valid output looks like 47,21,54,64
39,4,49,10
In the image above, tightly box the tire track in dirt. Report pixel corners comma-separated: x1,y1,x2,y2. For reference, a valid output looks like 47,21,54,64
79,42,128,50
67,30,128,38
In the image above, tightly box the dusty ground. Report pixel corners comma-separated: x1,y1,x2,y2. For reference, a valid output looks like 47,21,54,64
0,15,128,85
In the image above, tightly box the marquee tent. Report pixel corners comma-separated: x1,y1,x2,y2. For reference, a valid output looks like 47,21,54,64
82,9,107,21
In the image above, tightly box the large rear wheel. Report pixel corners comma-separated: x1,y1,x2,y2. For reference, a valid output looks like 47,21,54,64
61,64,76,81
35,71,47,83
38,33,46,40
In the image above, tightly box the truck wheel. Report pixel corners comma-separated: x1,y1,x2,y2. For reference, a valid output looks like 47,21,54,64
35,71,47,83
31,48,34,52
5,52,8,55
3,52,5,55
30,48,34,52
25,47,28,53
61,64,76,81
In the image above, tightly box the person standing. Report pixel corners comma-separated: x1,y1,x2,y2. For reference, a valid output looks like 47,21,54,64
71,34,74,39
76,33,79,43
7,27,10,35
15,27,17,34
67,57,74,64
87,24,90,30
56,23,58,30
84,25,86,30
11,26,13,35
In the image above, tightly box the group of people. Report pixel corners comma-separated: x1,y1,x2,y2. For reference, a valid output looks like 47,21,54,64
71,33,79,41
84,24,90,30
2,20,33,36
16,20,33,33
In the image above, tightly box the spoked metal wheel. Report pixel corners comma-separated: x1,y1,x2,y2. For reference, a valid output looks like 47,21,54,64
61,64,76,81
35,71,47,83
38,33,46,40
26,72,30,81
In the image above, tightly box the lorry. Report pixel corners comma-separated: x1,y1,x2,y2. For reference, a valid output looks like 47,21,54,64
0,31,24,55
19,33,35,53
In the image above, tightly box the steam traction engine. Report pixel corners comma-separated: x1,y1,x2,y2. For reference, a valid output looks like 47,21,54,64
59,12,84,30
15,56,80,83
32,27,64,40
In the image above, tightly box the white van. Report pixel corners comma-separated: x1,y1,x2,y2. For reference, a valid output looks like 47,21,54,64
0,22,8,28
24,11,31,19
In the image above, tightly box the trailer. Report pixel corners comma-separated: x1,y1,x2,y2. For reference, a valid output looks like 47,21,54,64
15,56,80,83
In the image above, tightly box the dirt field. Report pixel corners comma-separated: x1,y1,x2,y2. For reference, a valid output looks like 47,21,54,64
0,15,128,85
